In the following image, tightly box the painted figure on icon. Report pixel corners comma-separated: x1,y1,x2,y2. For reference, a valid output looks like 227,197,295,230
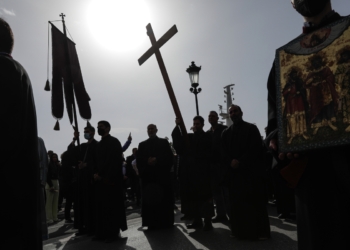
335,46,350,132
304,52,339,135
283,67,309,144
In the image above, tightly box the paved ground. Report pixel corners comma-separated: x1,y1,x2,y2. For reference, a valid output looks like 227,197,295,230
43,201,297,250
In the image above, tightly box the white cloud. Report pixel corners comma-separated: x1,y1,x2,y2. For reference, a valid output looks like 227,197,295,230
1,8,16,16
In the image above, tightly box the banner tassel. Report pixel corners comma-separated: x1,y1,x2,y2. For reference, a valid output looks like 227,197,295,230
54,120,60,131
87,120,92,128
44,79,50,91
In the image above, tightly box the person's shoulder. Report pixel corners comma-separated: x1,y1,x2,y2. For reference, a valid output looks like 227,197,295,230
138,139,148,147
0,55,27,75
140,138,149,144
126,154,134,160
243,121,258,129
158,137,169,143
111,135,121,143
222,125,232,134
202,131,211,138
104,135,121,145
218,124,228,131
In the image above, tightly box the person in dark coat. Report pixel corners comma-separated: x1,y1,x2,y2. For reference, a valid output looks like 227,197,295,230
267,1,350,249
68,126,98,235
171,126,191,221
38,137,49,240
59,151,76,224
172,116,214,231
222,105,270,240
137,124,174,229
126,148,141,206
1,17,42,249
206,111,229,222
92,121,127,242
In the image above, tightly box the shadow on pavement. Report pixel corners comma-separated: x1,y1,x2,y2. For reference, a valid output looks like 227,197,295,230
143,226,199,250
269,217,297,231
189,228,297,250
61,236,136,250
48,223,75,239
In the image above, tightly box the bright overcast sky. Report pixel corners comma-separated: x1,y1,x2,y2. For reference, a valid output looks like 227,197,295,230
1,0,350,158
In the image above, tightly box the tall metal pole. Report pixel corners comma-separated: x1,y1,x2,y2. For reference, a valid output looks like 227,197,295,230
60,13,80,149
190,86,201,116
194,91,199,116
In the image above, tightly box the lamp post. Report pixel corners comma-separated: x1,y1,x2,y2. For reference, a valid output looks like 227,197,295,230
186,61,202,116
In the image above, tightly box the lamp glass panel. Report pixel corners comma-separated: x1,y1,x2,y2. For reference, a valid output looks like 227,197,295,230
189,72,199,84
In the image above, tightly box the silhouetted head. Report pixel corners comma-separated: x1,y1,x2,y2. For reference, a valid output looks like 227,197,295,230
193,116,204,132
0,18,14,54
147,124,158,138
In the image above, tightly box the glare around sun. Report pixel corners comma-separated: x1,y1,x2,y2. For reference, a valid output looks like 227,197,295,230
87,0,150,52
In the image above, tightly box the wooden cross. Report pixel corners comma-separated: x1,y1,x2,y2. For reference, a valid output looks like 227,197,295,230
139,23,189,141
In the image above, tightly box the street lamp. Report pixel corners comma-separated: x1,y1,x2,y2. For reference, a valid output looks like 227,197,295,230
186,61,202,115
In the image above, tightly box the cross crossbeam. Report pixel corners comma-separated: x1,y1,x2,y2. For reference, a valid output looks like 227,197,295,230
138,23,189,142
138,24,177,66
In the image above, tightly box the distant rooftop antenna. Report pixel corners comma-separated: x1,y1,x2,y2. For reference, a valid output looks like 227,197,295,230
218,81,235,126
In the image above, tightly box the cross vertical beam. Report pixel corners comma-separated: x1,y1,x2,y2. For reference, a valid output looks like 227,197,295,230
139,23,189,142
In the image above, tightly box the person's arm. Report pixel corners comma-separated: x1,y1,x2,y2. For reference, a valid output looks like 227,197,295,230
171,124,185,155
38,138,49,186
131,159,139,175
67,131,79,150
1,58,23,164
122,133,132,152
46,164,53,188
267,63,278,137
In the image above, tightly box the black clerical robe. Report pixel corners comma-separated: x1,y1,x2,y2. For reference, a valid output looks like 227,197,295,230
222,121,270,240
206,124,227,188
267,12,350,250
172,127,214,219
137,136,174,228
67,139,98,233
126,154,140,202
1,54,42,249
95,135,127,238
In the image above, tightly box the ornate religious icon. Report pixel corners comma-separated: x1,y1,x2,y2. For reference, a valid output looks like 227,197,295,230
275,16,350,152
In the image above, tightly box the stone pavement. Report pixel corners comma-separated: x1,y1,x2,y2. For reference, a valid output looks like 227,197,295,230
43,203,297,250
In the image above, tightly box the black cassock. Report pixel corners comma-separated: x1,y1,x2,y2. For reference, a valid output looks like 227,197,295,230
137,136,174,228
222,121,270,240
67,139,98,234
267,12,350,250
95,135,127,238
1,54,42,249
172,127,214,219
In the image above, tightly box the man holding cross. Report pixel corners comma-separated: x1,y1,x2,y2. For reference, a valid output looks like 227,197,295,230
172,117,215,231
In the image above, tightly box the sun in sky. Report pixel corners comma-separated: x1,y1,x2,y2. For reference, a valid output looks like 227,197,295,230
87,0,150,52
